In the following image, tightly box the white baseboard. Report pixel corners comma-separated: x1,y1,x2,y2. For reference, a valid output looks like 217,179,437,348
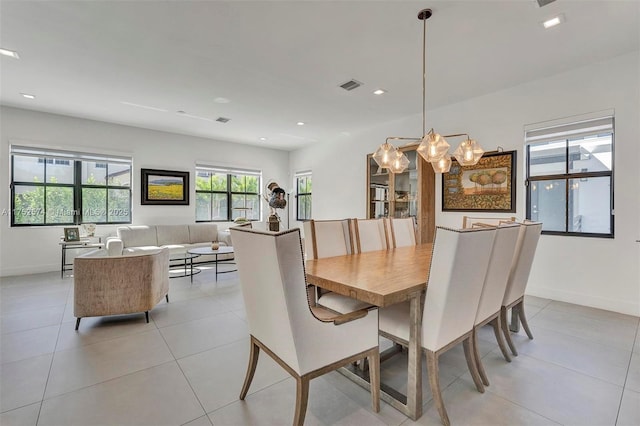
1,263,59,278
527,286,640,317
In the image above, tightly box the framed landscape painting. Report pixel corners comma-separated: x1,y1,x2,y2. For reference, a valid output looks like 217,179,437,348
442,150,516,212
141,169,189,205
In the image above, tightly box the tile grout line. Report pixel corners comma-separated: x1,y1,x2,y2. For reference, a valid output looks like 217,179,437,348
615,322,639,425
35,280,71,425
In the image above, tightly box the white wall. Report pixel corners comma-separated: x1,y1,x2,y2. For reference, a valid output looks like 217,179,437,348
0,107,289,276
290,51,640,316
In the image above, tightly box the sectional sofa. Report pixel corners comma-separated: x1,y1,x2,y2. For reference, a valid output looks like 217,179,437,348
106,223,234,262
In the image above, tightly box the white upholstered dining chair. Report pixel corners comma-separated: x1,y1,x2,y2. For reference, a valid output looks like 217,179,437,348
501,221,543,356
230,227,380,425
462,215,517,228
378,226,497,426
302,219,354,260
353,218,389,252
303,219,372,314
471,222,522,386
388,217,417,248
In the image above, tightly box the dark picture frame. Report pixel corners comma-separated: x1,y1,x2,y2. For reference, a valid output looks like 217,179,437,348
442,150,516,212
141,168,190,205
64,227,81,242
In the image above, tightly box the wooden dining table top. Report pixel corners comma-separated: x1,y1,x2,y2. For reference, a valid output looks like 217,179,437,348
305,243,433,307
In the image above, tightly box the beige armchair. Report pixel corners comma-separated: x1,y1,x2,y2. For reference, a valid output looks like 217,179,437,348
73,248,170,330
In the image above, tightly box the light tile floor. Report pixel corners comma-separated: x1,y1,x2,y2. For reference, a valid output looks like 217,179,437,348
1,268,638,425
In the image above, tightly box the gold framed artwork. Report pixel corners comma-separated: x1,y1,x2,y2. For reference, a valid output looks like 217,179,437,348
442,150,516,212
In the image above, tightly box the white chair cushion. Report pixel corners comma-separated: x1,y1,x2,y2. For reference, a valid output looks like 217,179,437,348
157,225,190,247
118,226,157,248
317,293,371,314
189,224,219,243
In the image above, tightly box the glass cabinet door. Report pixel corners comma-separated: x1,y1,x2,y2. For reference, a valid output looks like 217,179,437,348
392,150,418,219
367,156,389,218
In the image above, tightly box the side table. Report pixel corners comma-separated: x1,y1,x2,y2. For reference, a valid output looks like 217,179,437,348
60,239,104,278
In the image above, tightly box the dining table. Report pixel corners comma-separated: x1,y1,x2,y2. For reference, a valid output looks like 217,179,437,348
305,243,433,420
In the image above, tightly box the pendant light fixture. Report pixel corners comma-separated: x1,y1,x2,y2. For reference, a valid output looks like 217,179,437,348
372,8,483,174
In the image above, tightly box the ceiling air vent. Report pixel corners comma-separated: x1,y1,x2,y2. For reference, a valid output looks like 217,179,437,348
339,79,363,91
536,0,556,7
216,117,231,123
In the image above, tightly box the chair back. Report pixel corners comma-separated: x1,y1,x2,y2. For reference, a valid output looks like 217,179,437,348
503,221,543,306
462,216,516,228
422,226,496,351
389,217,417,248
474,223,522,325
231,227,321,374
303,219,353,260
354,218,389,252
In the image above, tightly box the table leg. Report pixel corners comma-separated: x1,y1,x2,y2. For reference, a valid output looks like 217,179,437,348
215,254,218,281
190,256,193,284
61,246,65,278
406,291,423,420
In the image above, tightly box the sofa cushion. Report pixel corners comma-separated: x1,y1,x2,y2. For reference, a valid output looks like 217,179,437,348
189,224,218,244
118,226,158,248
157,225,190,247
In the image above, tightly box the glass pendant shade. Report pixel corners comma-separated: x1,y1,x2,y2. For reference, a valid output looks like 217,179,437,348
431,153,452,173
417,131,450,163
388,150,410,173
453,138,484,166
372,142,398,169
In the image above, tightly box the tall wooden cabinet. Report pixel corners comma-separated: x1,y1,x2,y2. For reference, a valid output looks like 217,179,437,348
366,146,435,244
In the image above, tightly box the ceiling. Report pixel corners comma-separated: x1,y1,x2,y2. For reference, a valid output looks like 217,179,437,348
1,1,638,151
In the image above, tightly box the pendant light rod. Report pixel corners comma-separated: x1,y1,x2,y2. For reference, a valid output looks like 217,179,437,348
419,8,432,137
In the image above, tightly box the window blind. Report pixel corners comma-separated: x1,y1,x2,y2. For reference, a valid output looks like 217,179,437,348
10,145,132,164
525,117,613,145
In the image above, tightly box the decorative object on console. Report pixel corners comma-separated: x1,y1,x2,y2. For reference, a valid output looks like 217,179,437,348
263,180,287,231
141,168,189,205
372,8,483,174
211,241,220,250
64,227,80,242
82,223,96,237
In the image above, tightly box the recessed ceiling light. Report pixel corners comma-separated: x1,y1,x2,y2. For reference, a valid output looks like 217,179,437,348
121,101,167,112
213,97,230,104
21,93,35,99
373,89,386,95
0,48,20,59
542,14,564,29
297,122,305,126
259,137,267,141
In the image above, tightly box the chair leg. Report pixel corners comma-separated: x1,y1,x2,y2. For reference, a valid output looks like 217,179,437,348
518,301,534,340
239,339,260,400
75,317,81,331
500,306,518,356
491,317,511,362
463,336,485,393
368,351,380,413
426,350,449,426
293,376,310,426
165,294,169,303
471,328,489,387
145,311,149,323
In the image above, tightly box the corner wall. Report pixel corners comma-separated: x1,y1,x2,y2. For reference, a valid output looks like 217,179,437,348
290,51,640,316
0,107,289,276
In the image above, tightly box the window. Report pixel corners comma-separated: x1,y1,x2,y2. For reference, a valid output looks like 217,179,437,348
10,145,132,226
525,115,613,237
195,165,261,221
296,172,312,221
